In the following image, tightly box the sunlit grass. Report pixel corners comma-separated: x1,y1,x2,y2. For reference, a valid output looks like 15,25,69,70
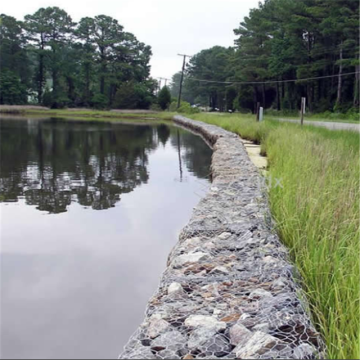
189,113,360,359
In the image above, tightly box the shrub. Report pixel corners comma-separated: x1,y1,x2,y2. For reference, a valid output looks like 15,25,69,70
91,94,108,109
149,103,162,111
169,100,200,114
113,82,153,109
157,86,171,110
0,69,27,105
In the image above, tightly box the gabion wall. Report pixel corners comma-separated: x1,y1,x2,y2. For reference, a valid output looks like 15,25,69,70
120,115,324,359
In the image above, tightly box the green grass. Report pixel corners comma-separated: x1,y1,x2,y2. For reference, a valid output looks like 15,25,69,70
266,115,360,124
188,113,359,359
0,107,176,122
264,109,360,123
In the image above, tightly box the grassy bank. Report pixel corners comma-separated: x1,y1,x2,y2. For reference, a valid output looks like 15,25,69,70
189,113,359,359
0,106,175,121
264,109,360,123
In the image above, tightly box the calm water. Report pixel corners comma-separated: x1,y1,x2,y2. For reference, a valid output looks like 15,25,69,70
0,117,212,359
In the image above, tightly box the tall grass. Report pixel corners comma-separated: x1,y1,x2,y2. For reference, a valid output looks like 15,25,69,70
189,113,359,359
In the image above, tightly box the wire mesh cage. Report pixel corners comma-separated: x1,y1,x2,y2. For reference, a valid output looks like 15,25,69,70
120,117,325,360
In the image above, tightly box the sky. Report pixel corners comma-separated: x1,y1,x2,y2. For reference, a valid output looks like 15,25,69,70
1,0,261,81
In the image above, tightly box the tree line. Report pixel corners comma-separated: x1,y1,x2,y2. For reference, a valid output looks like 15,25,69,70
170,0,359,114
0,7,157,108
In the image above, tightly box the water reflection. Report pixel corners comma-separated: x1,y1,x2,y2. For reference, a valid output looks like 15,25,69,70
0,119,210,213
0,117,212,359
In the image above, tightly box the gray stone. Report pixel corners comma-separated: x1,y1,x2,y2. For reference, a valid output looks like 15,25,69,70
188,327,218,350
293,343,317,359
205,334,232,357
252,323,270,333
147,316,170,339
168,282,184,295
126,346,156,359
229,323,252,346
151,330,187,351
248,289,273,300
234,331,280,359
185,315,226,332
271,277,287,289
213,308,221,315
218,232,231,240
210,266,229,275
158,349,181,359
171,252,210,268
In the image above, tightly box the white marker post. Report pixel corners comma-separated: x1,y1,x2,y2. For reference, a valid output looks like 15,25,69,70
259,107,264,122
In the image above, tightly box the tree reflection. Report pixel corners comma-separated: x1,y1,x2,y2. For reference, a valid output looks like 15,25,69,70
0,119,212,213
0,119,156,213
170,128,212,180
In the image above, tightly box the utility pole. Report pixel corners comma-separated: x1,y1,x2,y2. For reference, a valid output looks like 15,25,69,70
160,77,170,87
177,54,191,108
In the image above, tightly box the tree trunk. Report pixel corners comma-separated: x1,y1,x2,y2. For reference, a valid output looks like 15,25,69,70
253,86,257,114
336,42,343,107
262,84,265,107
85,63,90,105
67,76,75,103
38,35,45,104
52,68,58,107
100,47,106,95
100,73,105,95
307,84,313,113
331,63,335,96
276,81,280,110
353,65,359,106
38,53,44,104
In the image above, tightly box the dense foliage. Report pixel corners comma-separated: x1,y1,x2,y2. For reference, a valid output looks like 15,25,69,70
157,86,171,110
0,8,156,108
171,0,359,113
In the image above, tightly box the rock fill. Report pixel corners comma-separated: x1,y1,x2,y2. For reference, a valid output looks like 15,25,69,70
119,115,324,359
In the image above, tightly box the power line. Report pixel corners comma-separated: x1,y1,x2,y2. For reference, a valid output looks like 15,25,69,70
159,77,170,87
186,71,359,85
232,45,358,62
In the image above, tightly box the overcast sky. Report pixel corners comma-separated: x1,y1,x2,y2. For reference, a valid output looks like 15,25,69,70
2,0,261,81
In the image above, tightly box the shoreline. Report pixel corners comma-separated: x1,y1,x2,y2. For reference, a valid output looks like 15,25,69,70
119,115,324,359
0,107,173,121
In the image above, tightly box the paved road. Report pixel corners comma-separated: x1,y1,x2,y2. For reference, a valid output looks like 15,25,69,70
277,118,360,132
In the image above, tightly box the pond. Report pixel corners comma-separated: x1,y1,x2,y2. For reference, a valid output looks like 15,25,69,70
0,117,212,359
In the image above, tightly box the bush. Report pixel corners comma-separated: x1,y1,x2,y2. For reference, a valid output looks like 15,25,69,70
42,87,53,108
179,102,200,114
0,70,27,105
169,100,200,114
157,86,171,110
169,101,179,112
149,103,162,111
91,94,108,109
113,82,153,109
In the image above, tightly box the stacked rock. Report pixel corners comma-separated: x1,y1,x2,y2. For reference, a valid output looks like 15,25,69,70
120,115,324,360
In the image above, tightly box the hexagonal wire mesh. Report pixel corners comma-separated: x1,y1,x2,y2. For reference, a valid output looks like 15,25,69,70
120,117,325,360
